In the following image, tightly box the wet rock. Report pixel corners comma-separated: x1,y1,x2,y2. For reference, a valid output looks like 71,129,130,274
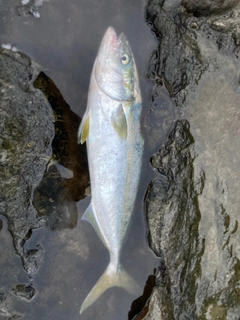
146,0,240,106
12,284,36,300
0,50,89,276
129,274,156,320
144,1,240,319
8,315,22,320
22,244,43,274
0,292,18,318
144,85,176,152
0,219,2,231
182,0,239,16
0,293,9,317
17,0,49,18
145,121,204,319
0,49,54,273
146,0,208,105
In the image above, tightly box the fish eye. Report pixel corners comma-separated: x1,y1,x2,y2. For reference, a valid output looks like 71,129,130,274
121,53,130,65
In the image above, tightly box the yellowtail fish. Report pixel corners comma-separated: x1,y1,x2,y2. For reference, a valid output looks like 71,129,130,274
78,26,143,314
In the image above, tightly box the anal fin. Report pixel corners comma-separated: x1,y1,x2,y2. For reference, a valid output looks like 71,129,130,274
81,203,108,248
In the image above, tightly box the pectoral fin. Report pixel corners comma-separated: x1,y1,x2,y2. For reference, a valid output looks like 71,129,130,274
78,112,90,144
111,104,127,140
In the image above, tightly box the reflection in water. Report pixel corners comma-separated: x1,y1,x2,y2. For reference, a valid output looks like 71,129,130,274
0,0,161,319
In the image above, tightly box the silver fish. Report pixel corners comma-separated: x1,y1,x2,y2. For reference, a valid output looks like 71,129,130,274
78,26,143,314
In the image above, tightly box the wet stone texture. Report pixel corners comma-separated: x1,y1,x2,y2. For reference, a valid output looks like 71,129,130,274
144,0,240,319
12,284,36,301
0,49,54,274
0,49,90,318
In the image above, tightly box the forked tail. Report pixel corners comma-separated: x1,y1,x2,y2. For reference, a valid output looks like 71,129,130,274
80,260,139,314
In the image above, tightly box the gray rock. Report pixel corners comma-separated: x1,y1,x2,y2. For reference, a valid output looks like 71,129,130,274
144,1,240,319
17,0,49,18
146,0,240,106
145,121,204,320
0,49,54,274
0,51,89,277
182,0,239,16
12,284,36,300
146,0,208,106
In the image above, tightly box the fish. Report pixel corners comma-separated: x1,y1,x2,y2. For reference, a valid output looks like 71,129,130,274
78,26,143,314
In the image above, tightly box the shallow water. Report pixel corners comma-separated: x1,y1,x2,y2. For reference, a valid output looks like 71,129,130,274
0,1,164,319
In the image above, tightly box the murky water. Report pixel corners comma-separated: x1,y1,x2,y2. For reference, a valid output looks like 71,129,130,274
0,1,163,319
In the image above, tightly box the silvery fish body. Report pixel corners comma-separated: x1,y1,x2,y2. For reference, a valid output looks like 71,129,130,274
78,26,143,314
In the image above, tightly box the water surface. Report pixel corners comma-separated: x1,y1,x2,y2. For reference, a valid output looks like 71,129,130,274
0,1,165,319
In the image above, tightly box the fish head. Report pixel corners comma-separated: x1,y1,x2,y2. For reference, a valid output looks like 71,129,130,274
94,27,141,104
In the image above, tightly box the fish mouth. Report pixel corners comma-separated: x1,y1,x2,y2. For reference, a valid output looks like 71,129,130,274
104,26,124,49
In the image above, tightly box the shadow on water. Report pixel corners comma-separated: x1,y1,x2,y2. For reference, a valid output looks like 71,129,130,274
0,0,174,319
33,72,89,230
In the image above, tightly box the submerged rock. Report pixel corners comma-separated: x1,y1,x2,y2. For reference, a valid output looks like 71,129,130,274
17,0,49,18
144,0,240,319
12,284,36,300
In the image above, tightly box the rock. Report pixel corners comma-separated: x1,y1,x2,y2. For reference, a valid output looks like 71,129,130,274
182,0,239,16
0,51,89,275
144,85,176,152
0,292,18,318
129,275,156,320
146,0,240,107
0,49,54,274
12,284,36,300
145,121,204,319
146,0,208,105
144,1,240,319
8,315,22,320
17,0,48,18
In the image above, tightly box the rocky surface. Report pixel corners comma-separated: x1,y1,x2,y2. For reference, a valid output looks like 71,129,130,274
0,49,89,318
17,0,49,18
145,121,204,320
144,0,240,319
0,49,54,274
12,285,36,300
182,0,239,16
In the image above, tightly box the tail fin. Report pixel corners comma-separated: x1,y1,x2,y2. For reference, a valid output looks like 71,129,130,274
80,261,139,314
